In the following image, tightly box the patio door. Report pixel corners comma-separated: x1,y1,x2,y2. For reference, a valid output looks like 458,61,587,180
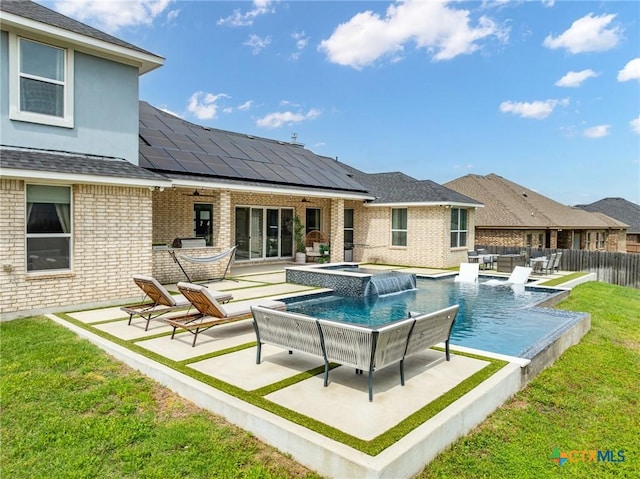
235,206,293,260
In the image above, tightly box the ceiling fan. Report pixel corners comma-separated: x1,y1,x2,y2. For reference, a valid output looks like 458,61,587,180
182,189,216,198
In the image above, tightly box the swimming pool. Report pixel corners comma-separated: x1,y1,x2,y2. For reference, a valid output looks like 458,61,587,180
285,277,586,358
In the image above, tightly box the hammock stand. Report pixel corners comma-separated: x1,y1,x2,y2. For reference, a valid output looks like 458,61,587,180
168,246,237,283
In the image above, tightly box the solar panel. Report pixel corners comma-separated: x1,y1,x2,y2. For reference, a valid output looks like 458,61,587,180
138,102,370,192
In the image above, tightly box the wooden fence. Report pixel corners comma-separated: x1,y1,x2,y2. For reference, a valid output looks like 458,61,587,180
476,245,640,289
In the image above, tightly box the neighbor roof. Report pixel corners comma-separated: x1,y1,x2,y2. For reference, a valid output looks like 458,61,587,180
0,0,163,74
138,101,370,195
575,198,640,233
445,173,628,229
339,163,482,206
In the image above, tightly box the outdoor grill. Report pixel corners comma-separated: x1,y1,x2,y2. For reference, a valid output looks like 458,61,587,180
171,237,207,248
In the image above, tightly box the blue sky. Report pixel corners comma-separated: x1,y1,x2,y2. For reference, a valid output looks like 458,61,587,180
43,0,639,205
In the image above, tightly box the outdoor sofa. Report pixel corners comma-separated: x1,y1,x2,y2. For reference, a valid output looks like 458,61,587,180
251,304,459,401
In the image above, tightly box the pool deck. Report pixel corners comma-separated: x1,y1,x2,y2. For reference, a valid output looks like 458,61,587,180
49,263,592,479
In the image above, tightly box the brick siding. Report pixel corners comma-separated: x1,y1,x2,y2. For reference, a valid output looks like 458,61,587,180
1,180,152,319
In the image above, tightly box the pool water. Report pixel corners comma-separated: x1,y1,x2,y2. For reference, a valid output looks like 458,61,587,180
285,277,584,358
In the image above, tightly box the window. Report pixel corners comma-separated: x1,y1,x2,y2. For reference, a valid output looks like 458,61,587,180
10,34,74,127
526,233,543,248
344,208,354,246
450,208,468,248
391,208,407,246
305,208,321,234
26,185,72,272
597,232,605,249
194,203,213,246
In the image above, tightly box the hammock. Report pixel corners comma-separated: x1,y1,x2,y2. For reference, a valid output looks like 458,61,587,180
169,246,236,283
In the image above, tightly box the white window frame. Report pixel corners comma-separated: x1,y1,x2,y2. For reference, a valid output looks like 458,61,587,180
25,184,73,273
9,33,74,128
391,208,407,247
450,208,468,248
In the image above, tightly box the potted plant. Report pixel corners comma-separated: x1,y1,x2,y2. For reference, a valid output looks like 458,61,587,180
317,243,330,263
293,215,306,263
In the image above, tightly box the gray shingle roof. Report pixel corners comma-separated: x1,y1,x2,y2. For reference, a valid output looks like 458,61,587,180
138,101,370,194
575,198,640,233
1,145,168,181
338,163,482,205
445,173,628,229
0,0,156,56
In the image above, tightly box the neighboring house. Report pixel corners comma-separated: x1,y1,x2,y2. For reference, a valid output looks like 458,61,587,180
445,173,628,252
0,1,481,320
1,0,166,319
575,198,640,253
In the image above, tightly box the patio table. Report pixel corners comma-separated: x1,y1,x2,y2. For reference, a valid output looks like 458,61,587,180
529,256,547,273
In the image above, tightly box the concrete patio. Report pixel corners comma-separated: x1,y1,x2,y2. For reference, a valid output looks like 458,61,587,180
48,263,585,478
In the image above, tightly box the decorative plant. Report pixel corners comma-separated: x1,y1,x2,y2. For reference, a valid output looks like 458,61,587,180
293,215,305,254
319,244,330,256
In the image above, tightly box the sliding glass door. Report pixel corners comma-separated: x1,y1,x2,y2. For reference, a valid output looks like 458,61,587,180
235,206,293,260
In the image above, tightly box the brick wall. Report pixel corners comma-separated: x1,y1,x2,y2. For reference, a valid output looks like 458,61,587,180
1,181,152,319
355,205,471,268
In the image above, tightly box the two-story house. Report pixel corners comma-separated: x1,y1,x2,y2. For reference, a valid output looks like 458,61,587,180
1,0,166,319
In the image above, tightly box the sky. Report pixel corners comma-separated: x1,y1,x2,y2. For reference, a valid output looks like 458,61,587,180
41,0,640,205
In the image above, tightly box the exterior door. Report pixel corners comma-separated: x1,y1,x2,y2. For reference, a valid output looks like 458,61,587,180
235,206,293,260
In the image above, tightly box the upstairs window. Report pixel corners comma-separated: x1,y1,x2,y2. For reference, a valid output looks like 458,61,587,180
10,35,74,127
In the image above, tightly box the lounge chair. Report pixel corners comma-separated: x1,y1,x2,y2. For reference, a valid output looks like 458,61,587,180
165,282,286,346
454,263,480,282
484,266,532,286
121,275,232,331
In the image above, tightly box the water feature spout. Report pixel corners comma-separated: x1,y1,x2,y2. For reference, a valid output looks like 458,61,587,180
365,271,417,296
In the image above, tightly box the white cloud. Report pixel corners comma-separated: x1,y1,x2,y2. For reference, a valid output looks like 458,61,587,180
291,31,310,61
217,0,274,27
187,91,229,120
256,109,322,129
244,34,271,54
543,13,622,54
555,69,598,87
541,0,555,7
499,99,569,119
618,58,640,82
54,0,173,32
238,100,254,111
630,116,640,134
318,0,509,69
583,125,611,138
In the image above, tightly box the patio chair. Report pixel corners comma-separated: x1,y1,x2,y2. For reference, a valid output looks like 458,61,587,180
454,263,480,282
121,275,232,331
165,282,286,346
549,252,562,274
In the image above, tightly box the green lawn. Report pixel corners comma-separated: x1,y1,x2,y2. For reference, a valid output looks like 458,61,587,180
1,281,638,478
420,281,640,478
